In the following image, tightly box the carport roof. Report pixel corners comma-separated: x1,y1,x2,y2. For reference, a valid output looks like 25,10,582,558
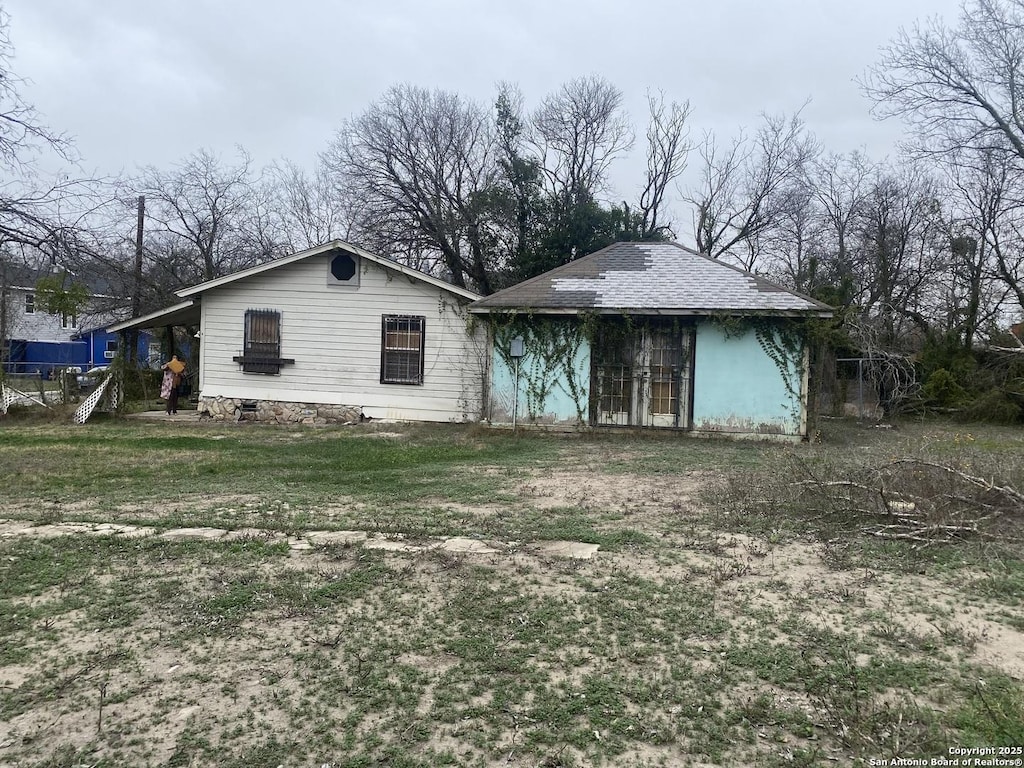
105,300,201,333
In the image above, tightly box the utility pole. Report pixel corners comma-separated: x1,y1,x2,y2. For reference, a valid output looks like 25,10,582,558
126,196,144,364
0,257,8,375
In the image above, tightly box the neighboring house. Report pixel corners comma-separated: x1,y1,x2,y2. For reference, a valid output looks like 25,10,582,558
73,325,155,371
1,262,145,377
469,241,833,439
108,241,487,423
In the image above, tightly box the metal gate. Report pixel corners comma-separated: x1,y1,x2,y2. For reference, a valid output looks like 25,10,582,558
592,325,694,428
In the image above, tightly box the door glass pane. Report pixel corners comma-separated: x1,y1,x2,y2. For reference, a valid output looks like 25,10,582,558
593,329,634,426
649,330,681,417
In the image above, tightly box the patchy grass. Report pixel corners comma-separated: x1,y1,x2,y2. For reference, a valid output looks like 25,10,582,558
0,416,1021,766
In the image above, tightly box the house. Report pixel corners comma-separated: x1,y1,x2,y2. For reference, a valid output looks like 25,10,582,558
108,241,487,423
73,325,155,371
1,262,148,377
469,241,833,439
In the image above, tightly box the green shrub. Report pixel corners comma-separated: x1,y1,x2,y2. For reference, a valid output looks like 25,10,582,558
960,388,1022,424
120,367,162,402
921,368,968,407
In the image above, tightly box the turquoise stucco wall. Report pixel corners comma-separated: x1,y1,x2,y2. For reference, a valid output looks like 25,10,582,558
484,316,806,435
691,322,805,436
488,328,590,426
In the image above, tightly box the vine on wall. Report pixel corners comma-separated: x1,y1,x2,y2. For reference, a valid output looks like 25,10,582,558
710,313,809,424
487,311,594,422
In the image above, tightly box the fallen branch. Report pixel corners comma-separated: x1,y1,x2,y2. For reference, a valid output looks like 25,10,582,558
789,455,1022,545
889,458,1024,506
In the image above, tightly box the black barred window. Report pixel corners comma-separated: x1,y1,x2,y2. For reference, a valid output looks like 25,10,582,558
233,309,294,374
381,315,425,385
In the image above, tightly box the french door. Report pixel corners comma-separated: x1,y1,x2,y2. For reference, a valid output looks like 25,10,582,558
592,324,694,428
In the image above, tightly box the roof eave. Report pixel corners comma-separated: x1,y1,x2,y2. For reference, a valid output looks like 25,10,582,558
469,305,833,318
106,299,201,333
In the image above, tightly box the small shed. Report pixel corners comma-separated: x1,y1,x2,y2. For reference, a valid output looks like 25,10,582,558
469,241,833,439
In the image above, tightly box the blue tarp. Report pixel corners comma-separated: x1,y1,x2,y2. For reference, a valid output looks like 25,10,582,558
4,340,90,377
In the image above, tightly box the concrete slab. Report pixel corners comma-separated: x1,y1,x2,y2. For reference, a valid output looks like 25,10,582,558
160,527,228,541
438,537,502,555
0,523,36,538
126,410,202,422
364,536,426,553
534,541,600,560
304,530,368,546
0,518,603,565
221,527,288,543
14,524,83,538
115,526,157,539
86,523,155,538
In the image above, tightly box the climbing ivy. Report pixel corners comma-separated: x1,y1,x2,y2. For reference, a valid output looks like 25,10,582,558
709,313,809,424
487,311,594,422
485,312,702,425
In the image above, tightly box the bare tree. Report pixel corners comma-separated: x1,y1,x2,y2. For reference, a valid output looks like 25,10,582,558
758,179,826,293
511,76,637,276
0,7,97,252
846,314,920,416
135,148,285,289
317,79,685,287
941,144,1024,330
531,75,634,209
864,0,1024,162
324,84,498,292
756,152,878,303
688,111,818,270
850,165,945,343
0,8,117,370
810,152,876,276
265,159,357,250
637,92,692,239
0,9,73,172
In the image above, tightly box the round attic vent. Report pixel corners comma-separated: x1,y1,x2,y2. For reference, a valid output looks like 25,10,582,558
330,253,357,281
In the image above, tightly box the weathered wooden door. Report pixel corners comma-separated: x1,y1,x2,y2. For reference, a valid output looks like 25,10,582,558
593,325,694,428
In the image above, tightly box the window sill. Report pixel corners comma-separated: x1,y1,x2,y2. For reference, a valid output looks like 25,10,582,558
232,355,295,375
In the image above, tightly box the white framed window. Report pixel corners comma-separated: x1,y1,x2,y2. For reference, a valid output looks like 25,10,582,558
24,293,35,314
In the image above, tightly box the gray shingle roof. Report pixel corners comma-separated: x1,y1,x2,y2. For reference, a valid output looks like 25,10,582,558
470,242,832,315
0,261,116,296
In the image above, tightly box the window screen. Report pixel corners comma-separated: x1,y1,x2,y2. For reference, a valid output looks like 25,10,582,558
381,315,425,385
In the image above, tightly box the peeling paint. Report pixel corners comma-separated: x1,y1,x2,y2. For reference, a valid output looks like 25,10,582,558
694,416,789,435
691,323,805,437
487,401,580,428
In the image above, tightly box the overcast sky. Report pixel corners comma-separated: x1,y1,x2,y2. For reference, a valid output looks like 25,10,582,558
4,0,963,210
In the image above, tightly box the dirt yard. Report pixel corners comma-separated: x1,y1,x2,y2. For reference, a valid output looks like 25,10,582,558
0,419,1021,766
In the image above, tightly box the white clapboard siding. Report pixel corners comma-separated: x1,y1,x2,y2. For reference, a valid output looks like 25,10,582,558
198,253,487,422
7,287,79,342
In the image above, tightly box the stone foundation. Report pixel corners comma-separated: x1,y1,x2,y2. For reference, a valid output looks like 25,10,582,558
198,396,363,425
